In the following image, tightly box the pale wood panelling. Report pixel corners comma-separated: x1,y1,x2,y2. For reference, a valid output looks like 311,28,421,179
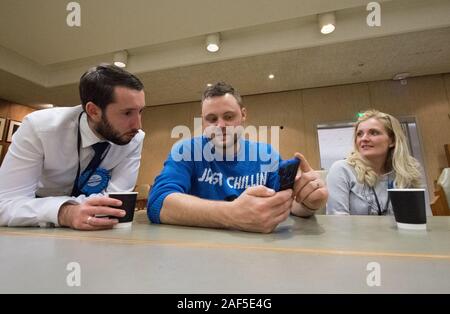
301,83,372,169
136,75,450,199
137,101,200,185
243,91,304,161
0,99,36,163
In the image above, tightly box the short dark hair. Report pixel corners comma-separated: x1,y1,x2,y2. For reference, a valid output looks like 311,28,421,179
79,63,144,111
201,81,243,107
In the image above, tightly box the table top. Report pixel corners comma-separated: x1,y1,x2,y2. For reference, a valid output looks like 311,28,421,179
1,211,449,293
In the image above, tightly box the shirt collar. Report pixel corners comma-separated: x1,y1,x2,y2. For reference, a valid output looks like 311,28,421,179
80,112,105,148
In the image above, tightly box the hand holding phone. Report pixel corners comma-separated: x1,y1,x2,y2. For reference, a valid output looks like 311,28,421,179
278,157,300,190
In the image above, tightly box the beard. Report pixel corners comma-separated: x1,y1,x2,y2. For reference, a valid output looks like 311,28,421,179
94,114,137,146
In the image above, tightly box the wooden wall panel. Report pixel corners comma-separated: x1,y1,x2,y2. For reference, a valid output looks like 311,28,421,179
301,83,372,169
137,75,450,199
3,74,448,196
8,104,35,121
0,99,9,117
137,101,200,185
444,73,450,112
243,90,303,160
0,99,36,164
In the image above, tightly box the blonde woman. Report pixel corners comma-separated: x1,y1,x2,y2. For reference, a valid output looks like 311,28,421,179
326,110,427,215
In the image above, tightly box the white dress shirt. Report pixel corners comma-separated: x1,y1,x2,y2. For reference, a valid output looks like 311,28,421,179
0,105,145,227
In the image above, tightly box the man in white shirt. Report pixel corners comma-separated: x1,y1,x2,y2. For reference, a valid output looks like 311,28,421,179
0,64,146,230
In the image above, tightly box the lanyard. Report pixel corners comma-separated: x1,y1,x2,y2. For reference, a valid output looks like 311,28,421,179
71,113,110,196
371,186,390,216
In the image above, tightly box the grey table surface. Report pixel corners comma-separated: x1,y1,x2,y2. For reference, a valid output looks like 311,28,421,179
0,211,449,293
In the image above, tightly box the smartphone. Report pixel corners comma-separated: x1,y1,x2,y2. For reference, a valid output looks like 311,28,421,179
278,157,300,190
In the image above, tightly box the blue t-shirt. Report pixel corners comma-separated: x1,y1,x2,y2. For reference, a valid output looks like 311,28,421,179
147,136,282,223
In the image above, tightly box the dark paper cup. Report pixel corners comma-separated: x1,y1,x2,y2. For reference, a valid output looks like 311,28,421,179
108,192,138,228
387,188,427,230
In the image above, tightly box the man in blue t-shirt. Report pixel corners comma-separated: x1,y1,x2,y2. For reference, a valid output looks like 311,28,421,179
148,82,328,233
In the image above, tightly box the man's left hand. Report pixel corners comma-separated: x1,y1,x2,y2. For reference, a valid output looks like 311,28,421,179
292,152,328,210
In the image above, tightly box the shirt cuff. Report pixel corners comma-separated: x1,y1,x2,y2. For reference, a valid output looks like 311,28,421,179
38,197,80,227
147,191,175,224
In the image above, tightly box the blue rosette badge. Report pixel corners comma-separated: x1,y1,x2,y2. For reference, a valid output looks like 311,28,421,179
79,168,111,196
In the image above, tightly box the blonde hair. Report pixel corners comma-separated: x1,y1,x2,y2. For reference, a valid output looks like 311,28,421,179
347,110,422,188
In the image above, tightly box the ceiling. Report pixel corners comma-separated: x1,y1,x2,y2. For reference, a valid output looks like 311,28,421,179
0,0,449,107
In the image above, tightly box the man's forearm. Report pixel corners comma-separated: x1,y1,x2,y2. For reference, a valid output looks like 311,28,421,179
160,193,235,229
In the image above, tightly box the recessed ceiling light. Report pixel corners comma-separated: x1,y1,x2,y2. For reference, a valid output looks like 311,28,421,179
207,83,212,87
268,74,275,79
113,50,128,68
318,12,336,34
393,72,411,85
206,33,220,53
393,72,411,80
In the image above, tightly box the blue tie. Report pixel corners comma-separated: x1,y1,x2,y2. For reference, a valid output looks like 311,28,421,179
71,142,110,197
84,142,110,173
